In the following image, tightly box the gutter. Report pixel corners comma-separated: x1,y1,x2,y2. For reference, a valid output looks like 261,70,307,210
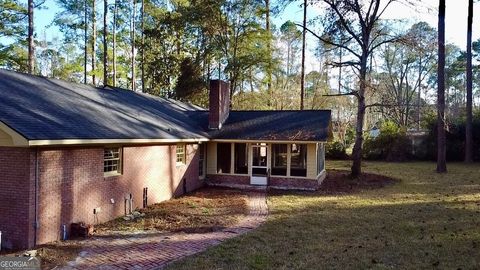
27,138,210,147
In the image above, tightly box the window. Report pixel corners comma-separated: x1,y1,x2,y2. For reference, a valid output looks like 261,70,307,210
234,143,248,174
176,144,186,164
216,143,231,173
199,144,205,177
290,144,307,177
271,144,287,176
104,148,122,175
317,143,325,174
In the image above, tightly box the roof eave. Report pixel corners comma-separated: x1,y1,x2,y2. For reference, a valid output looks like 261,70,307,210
210,139,328,143
27,137,210,147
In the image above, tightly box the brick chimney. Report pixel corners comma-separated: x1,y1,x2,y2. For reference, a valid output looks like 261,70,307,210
209,80,230,129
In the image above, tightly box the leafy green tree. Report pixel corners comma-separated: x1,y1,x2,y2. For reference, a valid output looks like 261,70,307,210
0,0,27,71
174,57,207,105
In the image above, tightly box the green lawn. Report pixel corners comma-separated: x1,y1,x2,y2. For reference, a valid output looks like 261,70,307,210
167,161,480,270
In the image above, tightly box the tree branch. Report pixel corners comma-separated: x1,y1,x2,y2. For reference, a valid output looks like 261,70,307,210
295,23,361,58
323,91,359,98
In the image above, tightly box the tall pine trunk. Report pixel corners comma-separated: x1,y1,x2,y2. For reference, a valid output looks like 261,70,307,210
112,0,117,87
465,0,473,162
300,0,307,110
337,48,342,122
84,0,88,84
350,52,368,177
92,0,97,86
416,57,422,130
437,0,447,172
265,0,272,106
131,0,136,91
103,0,108,86
141,0,145,92
28,0,34,74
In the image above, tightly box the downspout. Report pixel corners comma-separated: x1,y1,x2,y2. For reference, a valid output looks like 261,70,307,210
33,148,39,247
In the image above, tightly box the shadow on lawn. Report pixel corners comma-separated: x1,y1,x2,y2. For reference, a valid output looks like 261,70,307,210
269,169,400,197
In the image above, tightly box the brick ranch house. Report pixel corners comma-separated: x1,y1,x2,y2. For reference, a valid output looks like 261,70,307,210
0,69,331,250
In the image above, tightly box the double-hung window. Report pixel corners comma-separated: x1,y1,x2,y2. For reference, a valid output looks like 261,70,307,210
104,148,122,176
176,144,186,165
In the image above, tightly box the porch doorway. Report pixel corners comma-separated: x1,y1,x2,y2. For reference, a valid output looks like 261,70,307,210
251,143,268,185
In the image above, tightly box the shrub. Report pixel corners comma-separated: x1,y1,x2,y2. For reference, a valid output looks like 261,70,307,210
422,112,480,161
363,121,412,161
326,141,348,160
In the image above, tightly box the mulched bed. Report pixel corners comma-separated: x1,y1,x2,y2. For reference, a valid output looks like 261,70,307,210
1,241,83,270
95,187,249,234
317,169,399,194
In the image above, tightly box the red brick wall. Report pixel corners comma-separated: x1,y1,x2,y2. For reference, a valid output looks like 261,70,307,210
208,80,230,129
206,174,250,186
1,144,203,249
269,177,320,190
35,144,202,244
206,174,321,190
0,147,36,250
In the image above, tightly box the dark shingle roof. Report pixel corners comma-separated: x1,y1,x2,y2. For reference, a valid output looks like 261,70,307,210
0,69,208,140
209,111,331,141
0,69,331,143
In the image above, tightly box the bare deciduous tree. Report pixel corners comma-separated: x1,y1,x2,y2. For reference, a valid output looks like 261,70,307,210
303,0,402,177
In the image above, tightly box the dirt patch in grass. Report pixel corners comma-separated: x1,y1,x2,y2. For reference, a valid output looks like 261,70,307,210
318,169,399,194
95,187,248,234
1,241,82,270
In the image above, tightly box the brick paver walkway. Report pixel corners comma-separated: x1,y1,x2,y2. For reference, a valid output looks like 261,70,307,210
61,191,268,270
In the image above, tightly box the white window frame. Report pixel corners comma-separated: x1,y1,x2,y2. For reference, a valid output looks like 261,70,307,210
104,147,122,177
176,144,186,165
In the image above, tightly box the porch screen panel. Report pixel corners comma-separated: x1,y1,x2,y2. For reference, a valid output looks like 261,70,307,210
199,144,205,176
216,143,231,173
290,144,307,177
317,143,325,174
271,144,287,176
234,143,248,174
